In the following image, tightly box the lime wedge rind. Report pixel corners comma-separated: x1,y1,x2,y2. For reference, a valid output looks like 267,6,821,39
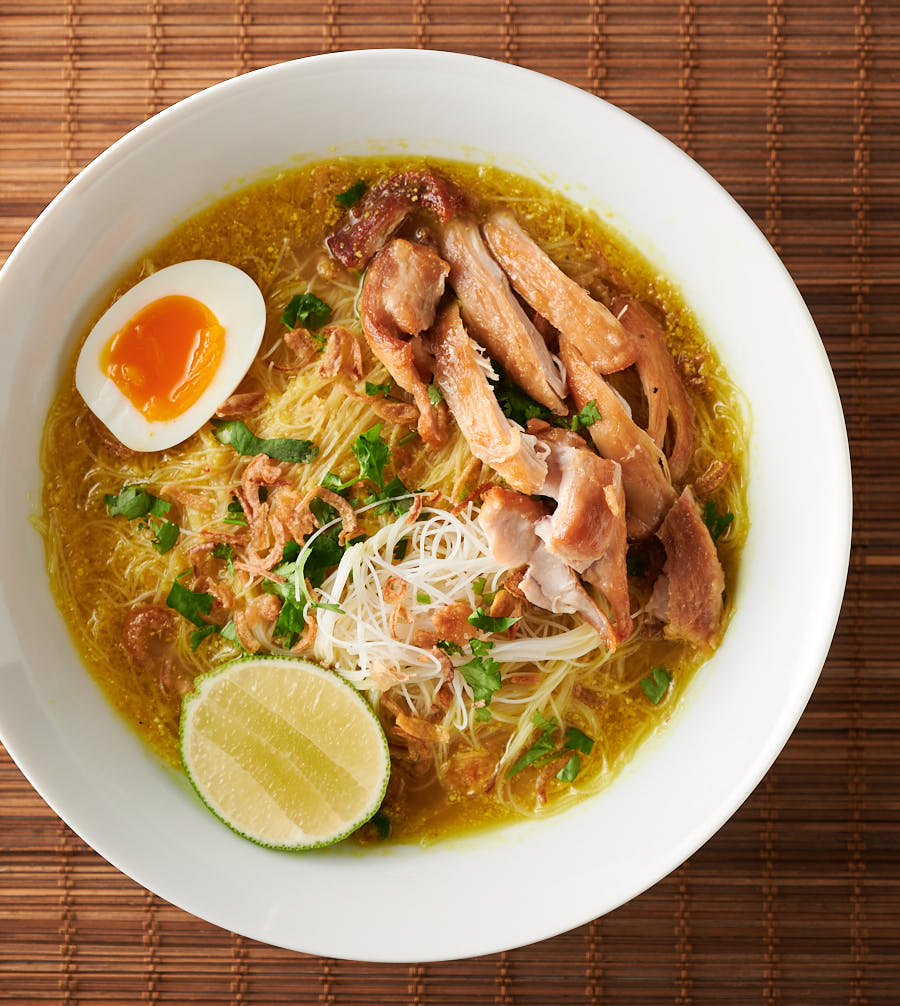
179,655,390,852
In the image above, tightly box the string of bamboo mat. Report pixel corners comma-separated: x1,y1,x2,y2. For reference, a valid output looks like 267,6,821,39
1,0,898,1002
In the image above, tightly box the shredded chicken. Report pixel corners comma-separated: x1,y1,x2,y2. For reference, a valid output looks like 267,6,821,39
478,487,616,647
326,169,468,269
359,238,451,447
439,215,566,414
560,339,675,539
483,210,636,374
428,302,548,495
648,487,725,652
613,297,695,480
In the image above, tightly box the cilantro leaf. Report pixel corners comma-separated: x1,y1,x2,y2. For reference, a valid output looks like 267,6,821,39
435,639,464,656
370,810,390,840
273,596,306,643
365,380,392,398
366,475,412,516
211,419,318,464
281,292,332,331
104,485,171,520
468,607,520,633
219,620,243,649
556,753,581,783
567,400,601,430
468,637,495,657
416,591,431,604
475,707,492,722
702,500,734,543
427,384,443,406
188,623,220,650
223,498,248,525
472,577,486,595
640,666,672,705
458,654,501,709
506,711,558,777
563,726,594,755
336,179,366,208
496,382,552,427
352,423,391,489
150,519,179,554
212,542,234,576
311,601,345,614
393,538,409,561
321,471,350,493
165,578,214,628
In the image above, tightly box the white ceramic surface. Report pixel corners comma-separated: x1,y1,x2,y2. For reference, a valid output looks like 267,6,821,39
0,50,851,962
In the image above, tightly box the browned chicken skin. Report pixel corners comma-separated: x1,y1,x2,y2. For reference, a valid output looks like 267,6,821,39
648,486,725,652
478,487,616,648
560,339,675,539
439,216,567,415
482,210,636,374
359,238,451,447
427,303,548,494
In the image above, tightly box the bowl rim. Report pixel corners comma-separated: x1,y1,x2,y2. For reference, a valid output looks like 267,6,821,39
0,48,852,961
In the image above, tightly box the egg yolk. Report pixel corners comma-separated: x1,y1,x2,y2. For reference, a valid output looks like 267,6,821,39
101,295,225,423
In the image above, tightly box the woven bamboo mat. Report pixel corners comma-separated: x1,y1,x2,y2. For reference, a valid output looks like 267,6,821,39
1,1,898,1002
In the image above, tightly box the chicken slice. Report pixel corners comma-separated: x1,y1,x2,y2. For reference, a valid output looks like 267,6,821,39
613,296,696,480
427,303,547,495
478,486,616,648
327,170,468,269
559,338,675,539
648,486,725,652
359,238,450,447
439,216,567,415
532,426,632,643
482,210,636,374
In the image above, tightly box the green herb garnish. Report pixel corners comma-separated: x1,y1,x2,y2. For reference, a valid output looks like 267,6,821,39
640,666,672,705
416,591,431,604
567,400,601,430
393,538,409,561
458,654,501,712
555,754,581,783
563,726,595,754
701,500,734,543
104,485,171,520
495,382,552,427
353,423,392,488
281,292,332,331
468,638,494,657
150,519,179,555
212,419,318,464
427,384,444,406
336,179,366,208
365,380,392,398
506,711,558,778
165,576,219,650
212,542,235,576
468,607,520,633
223,497,248,526
435,639,464,656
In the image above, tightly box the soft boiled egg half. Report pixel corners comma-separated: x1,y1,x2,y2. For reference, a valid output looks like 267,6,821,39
76,260,266,452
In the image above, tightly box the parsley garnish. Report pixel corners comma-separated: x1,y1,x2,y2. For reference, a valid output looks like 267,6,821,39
496,382,552,427
365,380,392,398
701,500,734,543
104,485,170,519
281,292,332,331
506,711,558,777
555,754,581,783
219,620,243,649
469,637,494,656
165,576,219,650
336,179,366,208
640,666,672,705
223,497,248,526
468,607,520,633
567,400,601,430
458,654,501,712
353,423,392,488
563,726,595,754
427,384,444,406
211,419,318,464
212,542,235,576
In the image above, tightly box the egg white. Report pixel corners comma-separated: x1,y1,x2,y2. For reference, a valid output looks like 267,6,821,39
75,260,266,452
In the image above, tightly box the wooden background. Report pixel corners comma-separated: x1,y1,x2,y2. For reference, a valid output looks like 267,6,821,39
1,1,898,1002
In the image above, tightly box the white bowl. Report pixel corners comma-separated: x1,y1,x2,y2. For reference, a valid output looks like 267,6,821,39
0,50,851,962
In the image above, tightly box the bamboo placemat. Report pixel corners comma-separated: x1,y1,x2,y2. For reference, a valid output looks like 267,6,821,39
1,1,898,1002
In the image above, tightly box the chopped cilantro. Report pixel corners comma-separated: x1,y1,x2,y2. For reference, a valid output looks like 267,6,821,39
212,542,235,576
701,500,734,543
426,384,444,406
393,538,409,561
281,292,332,331
567,400,601,430
458,654,501,711
273,596,306,643
416,591,431,604
353,423,392,488
475,707,492,722
104,485,171,520
496,381,552,427
366,475,412,516
165,576,221,649
219,620,243,648
435,639,464,656
468,638,494,657
640,666,672,705
506,711,558,777
555,753,581,783
365,380,392,398
336,178,366,208
311,601,345,614
224,497,248,526
563,726,594,755
472,577,486,595
211,419,318,464
468,607,520,633
150,519,179,554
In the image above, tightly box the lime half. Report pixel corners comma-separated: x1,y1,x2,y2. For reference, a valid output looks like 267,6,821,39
180,656,390,850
